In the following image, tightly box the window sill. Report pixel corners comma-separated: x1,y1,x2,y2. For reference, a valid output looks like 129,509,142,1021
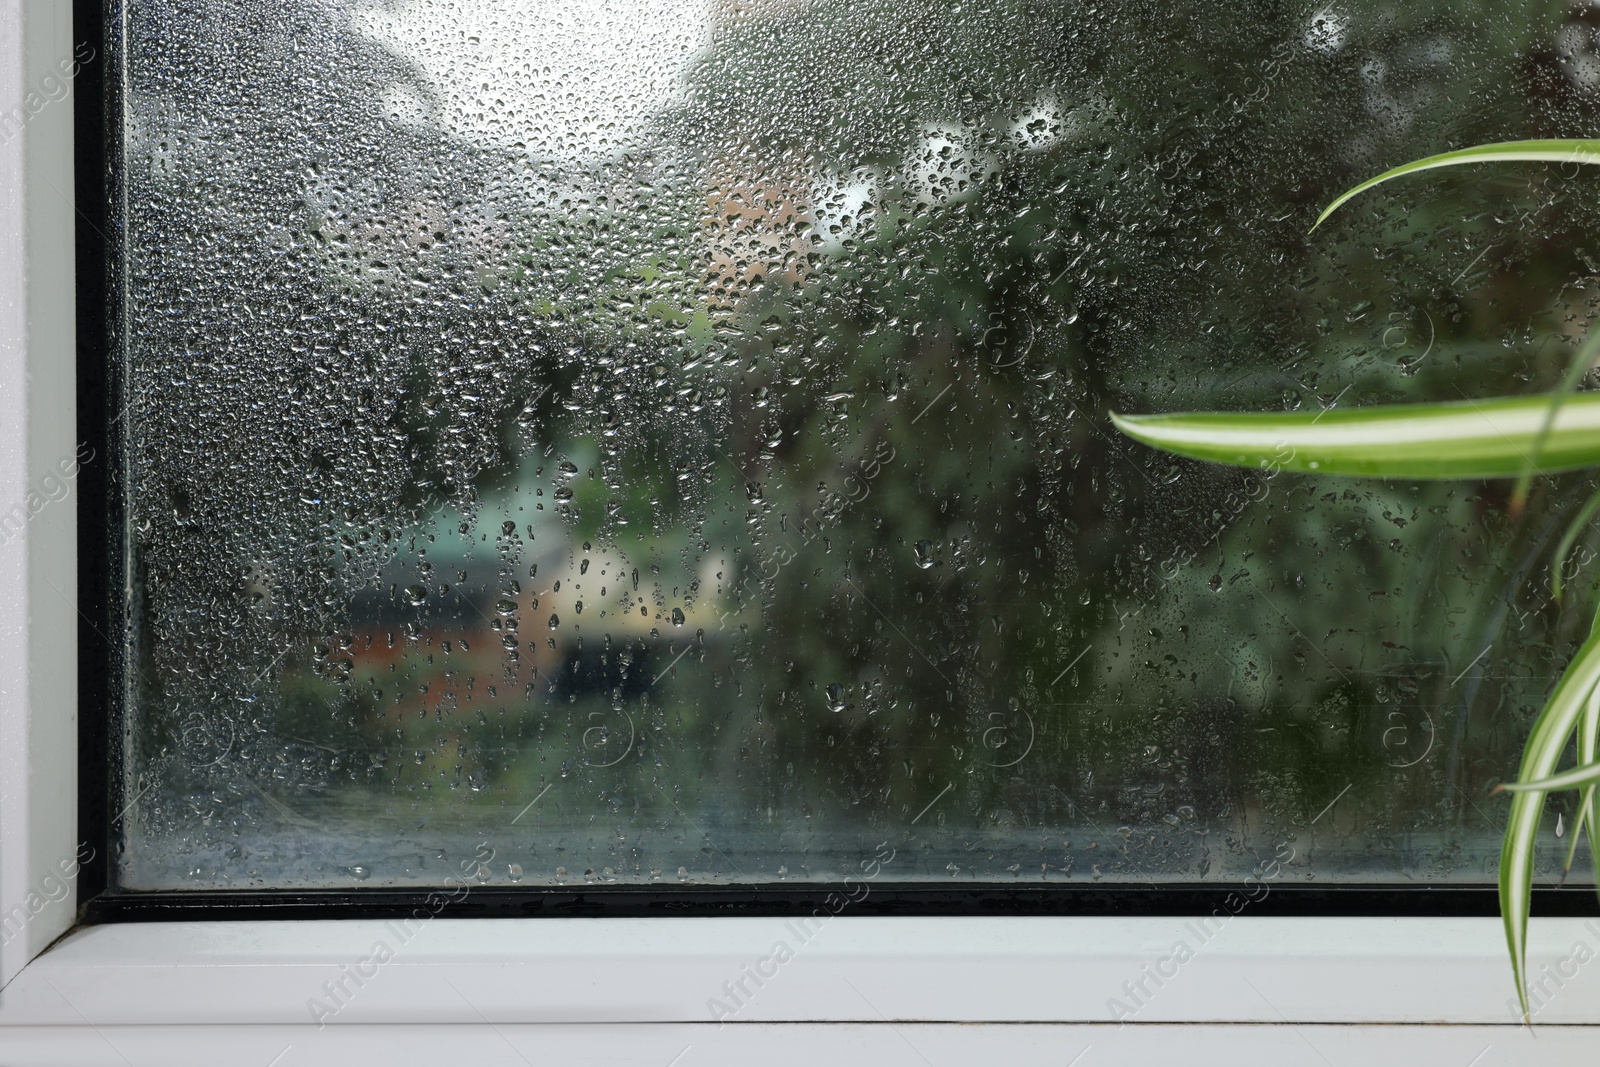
3,915,1597,1027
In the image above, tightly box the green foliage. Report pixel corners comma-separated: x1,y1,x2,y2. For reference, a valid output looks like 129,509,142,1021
1311,139,1600,232
1113,393,1600,480
1117,139,1600,1020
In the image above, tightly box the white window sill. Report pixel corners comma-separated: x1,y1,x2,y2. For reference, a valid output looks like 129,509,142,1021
1,914,1595,1026
2,915,1599,1063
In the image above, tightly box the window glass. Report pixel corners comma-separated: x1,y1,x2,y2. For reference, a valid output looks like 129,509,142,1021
114,0,1599,890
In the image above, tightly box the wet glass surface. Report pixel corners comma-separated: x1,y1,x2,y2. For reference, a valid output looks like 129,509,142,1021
114,0,1600,890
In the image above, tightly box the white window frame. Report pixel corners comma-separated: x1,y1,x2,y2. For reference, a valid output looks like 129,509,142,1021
1,2,1597,1060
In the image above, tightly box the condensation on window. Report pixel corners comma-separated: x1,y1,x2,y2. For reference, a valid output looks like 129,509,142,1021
113,0,1600,890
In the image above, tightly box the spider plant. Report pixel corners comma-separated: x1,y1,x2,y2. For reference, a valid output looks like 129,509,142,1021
1112,138,1600,1020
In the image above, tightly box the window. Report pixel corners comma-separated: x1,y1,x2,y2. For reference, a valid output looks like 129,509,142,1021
95,0,1592,905
3,0,1600,1058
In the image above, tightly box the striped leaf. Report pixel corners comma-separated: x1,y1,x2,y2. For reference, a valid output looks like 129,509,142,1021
1491,755,1600,796
1563,683,1600,881
1133,135,1600,1023
1497,756,1600,795
1496,629,1600,1019
1312,139,1600,232
1515,329,1600,512
1111,393,1600,480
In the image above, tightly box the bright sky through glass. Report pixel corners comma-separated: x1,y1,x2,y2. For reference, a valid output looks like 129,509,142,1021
353,0,710,158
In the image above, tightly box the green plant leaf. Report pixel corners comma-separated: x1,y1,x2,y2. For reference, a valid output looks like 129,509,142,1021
1497,758,1600,794
1587,637,1600,899
1517,331,1600,513
1155,134,1600,1023
1483,605,1600,881
1497,627,1600,1019
1564,683,1600,878
1312,139,1600,232
1111,393,1600,480
1564,783,1590,874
